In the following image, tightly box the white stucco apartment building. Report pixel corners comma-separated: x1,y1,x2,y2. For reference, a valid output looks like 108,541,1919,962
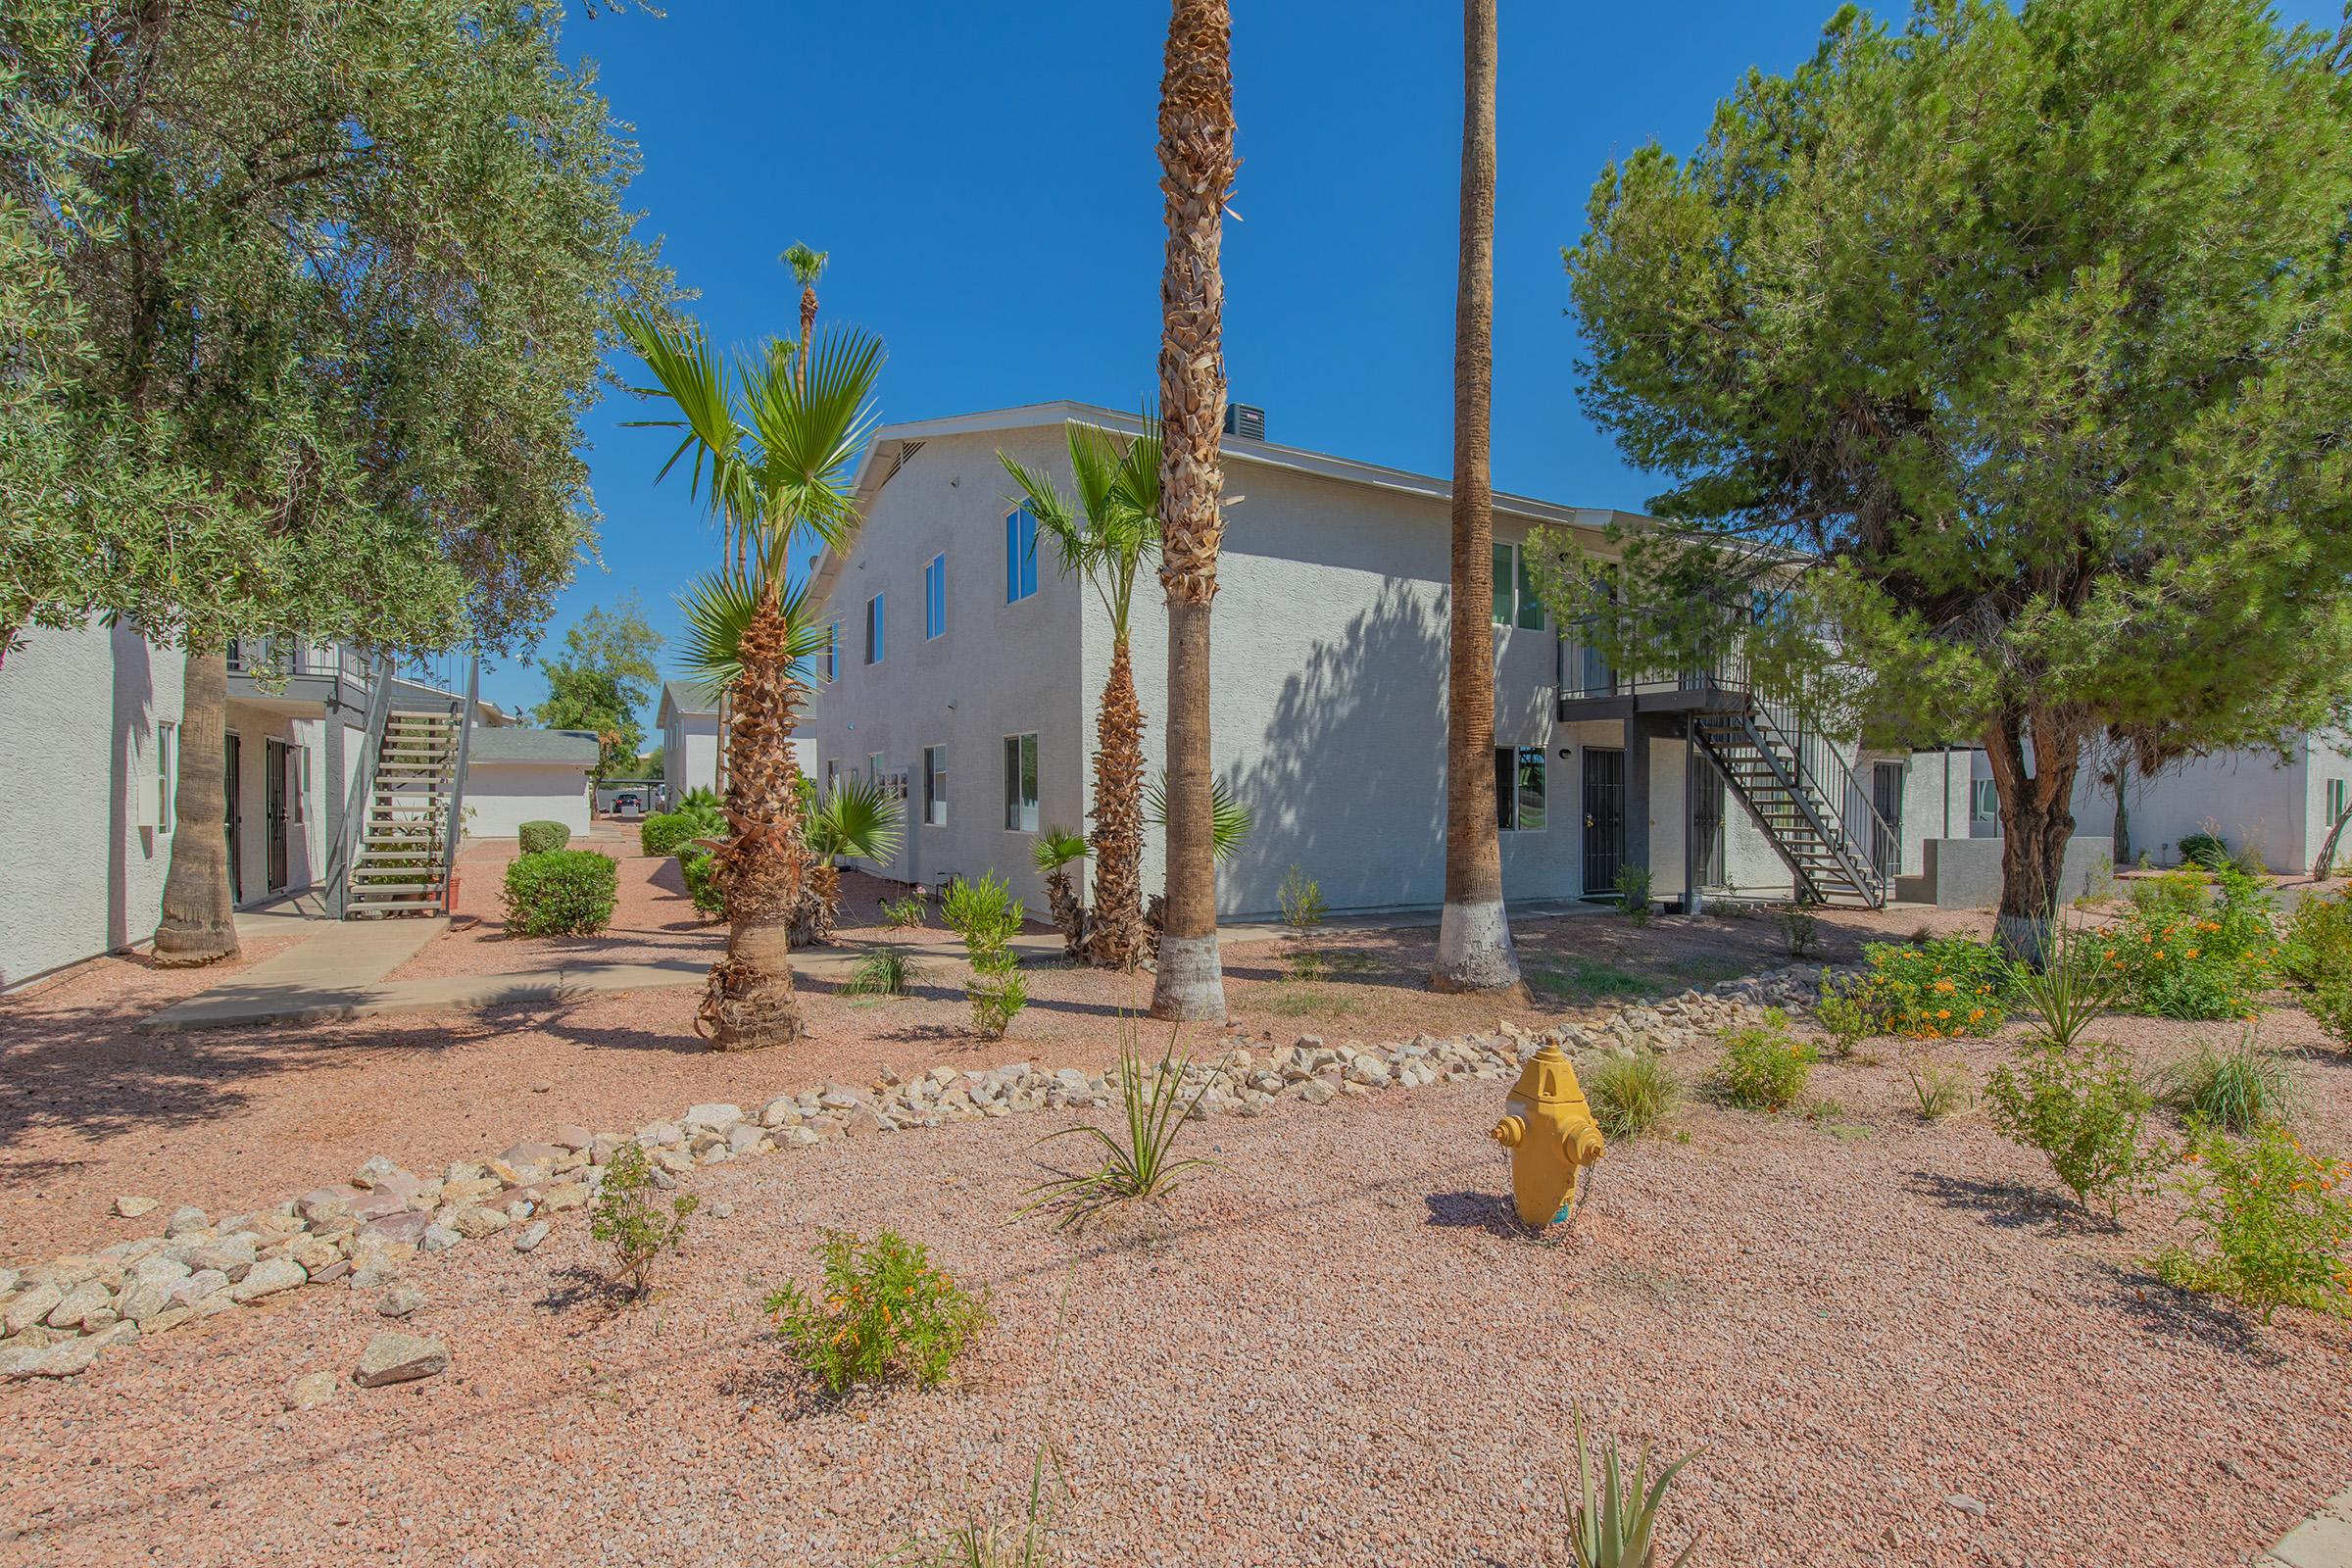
657,680,720,795
800,403,1828,922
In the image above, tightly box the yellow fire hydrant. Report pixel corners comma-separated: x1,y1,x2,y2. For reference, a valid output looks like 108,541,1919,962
1490,1042,1606,1227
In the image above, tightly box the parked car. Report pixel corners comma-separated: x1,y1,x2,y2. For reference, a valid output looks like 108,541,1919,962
612,792,642,818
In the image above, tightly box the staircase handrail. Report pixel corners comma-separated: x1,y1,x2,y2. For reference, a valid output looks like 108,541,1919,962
438,656,478,915
1747,696,1893,903
324,652,398,916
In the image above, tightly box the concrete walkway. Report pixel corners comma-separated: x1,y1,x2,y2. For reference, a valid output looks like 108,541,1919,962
133,895,1608,1034
2270,1489,2352,1568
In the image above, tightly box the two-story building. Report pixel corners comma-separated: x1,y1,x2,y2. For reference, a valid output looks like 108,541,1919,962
800,402,1884,922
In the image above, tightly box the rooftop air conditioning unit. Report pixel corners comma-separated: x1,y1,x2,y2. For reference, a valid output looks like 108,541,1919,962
1223,403,1266,441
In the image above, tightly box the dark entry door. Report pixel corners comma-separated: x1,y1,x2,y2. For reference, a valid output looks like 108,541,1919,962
1872,760,1905,881
1582,747,1625,895
265,738,290,894
1689,750,1726,891
223,734,244,905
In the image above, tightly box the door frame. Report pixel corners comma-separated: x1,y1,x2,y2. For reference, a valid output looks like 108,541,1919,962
1581,746,1626,897
223,731,244,906
264,736,291,895
1871,759,1906,881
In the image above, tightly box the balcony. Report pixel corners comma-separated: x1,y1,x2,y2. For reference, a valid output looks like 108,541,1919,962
1553,625,1757,722
224,637,375,717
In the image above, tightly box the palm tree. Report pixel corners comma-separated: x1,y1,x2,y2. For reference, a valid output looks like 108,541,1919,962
1432,0,1522,995
782,242,829,391
1149,0,1237,1023
624,314,883,1049
152,647,238,965
1000,418,1162,968
797,770,906,944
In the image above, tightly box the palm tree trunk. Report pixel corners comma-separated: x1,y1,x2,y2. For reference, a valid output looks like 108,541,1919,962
1149,0,1235,1023
1085,636,1148,968
153,646,240,966
1433,0,1521,995
697,583,808,1048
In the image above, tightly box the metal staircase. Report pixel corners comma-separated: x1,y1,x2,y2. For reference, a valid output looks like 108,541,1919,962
1691,699,1892,908
343,710,464,916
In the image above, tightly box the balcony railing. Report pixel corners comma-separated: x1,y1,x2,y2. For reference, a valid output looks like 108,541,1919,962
225,636,372,686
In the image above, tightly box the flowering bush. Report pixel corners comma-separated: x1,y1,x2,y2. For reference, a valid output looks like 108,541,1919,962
2152,1124,2352,1326
765,1230,988,1393
1854,938,2017,1039
2092,865,2276,1020
1985,1042,2163,1220
1712,1008,1814,1110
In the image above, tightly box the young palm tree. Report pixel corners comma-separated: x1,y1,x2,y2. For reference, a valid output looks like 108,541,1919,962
797,771,906,944
624,314,883,1049
782,242,829,390
1149,0,1237,1023
152,647,239,965
1432,0,1523,996
1000,418,1163,969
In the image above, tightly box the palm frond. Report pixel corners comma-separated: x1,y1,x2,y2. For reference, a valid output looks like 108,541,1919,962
1033,826,1089,875
618,310,750,528
674,571,828,701
806,771,906,866
1145,773,1252,865
744,324,885,569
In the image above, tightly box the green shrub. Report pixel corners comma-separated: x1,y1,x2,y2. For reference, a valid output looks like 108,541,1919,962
2092,863,2276,1020
1901,1050,1974,1121
1984,1042,2162,1220
2279,891,2352,992
1712,1008,1813,1111
2151,1122,2351,1326
679,785,723,814
677,845,725,920
2013,920,2123,1048
2162,1031,2300,1135
501,849,617,937
1776,905,1819,957
589,1142,698,1299
944,873,1027,1039
764,1230,988,1393
1812,981,1870,1055
1614,863,1654,926
1853,937,2017,1039
1586,1053,1681,1141
2313,981,2352,1051
639,809,710,858
515,819,570,855
2178,831,2229,870
1279,863,1327,937
880,887,929,929
2129,866,2209,922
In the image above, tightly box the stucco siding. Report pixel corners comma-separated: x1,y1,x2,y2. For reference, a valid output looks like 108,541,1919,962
663,710,720,794
466,762,593,839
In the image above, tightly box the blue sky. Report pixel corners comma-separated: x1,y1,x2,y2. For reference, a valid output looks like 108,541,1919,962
493,0,2346,733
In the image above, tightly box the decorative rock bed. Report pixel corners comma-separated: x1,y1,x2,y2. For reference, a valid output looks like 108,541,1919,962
0,964,1838,1385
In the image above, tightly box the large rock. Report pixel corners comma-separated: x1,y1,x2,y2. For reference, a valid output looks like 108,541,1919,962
352,1154,406,1191
758,1098,803,1130
359,1210,432,1249
511,1221,550,1253
284,1370,342,1410
113,1195,158,1219
228,1257,308,1302
5,1284,63,1337
167,1269,230,1308
450,1206,509,1240
376,1284,424,1319
353,1332,447,1388
681,1103,743,1135
165,1206,209,1237
45,1279,113,1330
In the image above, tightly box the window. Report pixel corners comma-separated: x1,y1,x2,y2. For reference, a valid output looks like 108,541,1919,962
864,594,884,664
867,751,886,786
1495,745,1545,831
820,621,839,682
2329,777,2349,824
923,745,948,826
1971,779,1999,821
1003,732,1039,831
824,760,839,793
291,745,310,824
1491,543,1545,630
153,721,178,834
924,553,947,640
1005,507,1040,603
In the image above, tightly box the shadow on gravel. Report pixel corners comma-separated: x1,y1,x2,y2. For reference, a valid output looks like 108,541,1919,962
533,1264,650,1318
2100,1263,2278,1361
1422,1188,1524,1238
1904,1170,2078,1232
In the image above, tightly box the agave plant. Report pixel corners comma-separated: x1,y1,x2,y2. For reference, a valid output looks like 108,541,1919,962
1032,826,1091,957
794,773,906,946
1564,1411,1701,1568
1017,1024,1219,1231
2014,914,2122,1048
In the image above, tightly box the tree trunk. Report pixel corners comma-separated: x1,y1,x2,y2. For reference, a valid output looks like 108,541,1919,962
2314,806,2351,881
696,584,808,1048
1148,0,1235,1024
1433,0,1521,996
153,646,240,966
1983,710,2081,966
2108,764,2132,865
1085,636,1148,968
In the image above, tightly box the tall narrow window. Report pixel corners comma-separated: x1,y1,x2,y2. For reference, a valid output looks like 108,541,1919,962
1492,541,1514,625
1005,507,1039,603
2329,777,2349,824
1491,543,1546,629
924,553,947,640
1003,732,1039,831
923,744,948,825
1515,548,1544,630
864,593,884,664
154,720,178,834
820,620,839,681
824,760,839,793
1495,745,1545,832
1970,779,1998,822
292,745,310,824
868,751,886,786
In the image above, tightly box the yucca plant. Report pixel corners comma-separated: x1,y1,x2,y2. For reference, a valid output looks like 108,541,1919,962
2014,915,2121,1048
1563,1412,1701,1568
1032,826,1091,957
1018,1025,1220,1230
846,945,922,999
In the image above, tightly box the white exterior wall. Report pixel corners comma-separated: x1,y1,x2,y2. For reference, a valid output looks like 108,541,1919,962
662,709,719,794
222,704,328,905
0,621,186,986
804,427,1090,913
2090,743,2313,872
466,762,593,839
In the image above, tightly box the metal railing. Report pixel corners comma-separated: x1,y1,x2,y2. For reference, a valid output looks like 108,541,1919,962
322,653,398,916
439,657,478,914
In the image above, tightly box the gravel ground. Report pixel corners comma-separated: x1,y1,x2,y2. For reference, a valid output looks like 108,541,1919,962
2,1031,2346,1567
0,838,1940,1262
